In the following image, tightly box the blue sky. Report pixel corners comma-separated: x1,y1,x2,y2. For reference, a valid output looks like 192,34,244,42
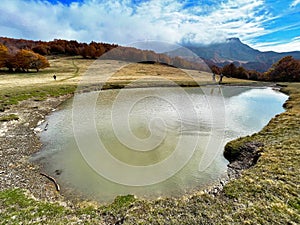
0,0,300,52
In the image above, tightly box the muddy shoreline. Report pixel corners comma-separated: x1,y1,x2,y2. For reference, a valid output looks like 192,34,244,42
0,83,281,205
0,95,73,202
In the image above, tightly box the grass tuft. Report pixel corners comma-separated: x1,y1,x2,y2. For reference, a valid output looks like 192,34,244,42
0,114,19,122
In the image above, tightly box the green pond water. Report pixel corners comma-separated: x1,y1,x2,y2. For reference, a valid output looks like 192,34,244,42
31,86,288,202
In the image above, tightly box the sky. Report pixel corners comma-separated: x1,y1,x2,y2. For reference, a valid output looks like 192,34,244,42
0,0,300,52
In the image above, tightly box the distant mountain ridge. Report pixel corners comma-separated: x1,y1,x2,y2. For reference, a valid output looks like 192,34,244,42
184,38,300,72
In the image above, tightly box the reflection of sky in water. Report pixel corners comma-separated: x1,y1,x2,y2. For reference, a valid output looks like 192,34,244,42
31,86,288,202
225,88,288,137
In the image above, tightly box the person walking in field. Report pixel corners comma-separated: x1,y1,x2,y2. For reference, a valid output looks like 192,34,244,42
219,73,224,84
212,72,216,81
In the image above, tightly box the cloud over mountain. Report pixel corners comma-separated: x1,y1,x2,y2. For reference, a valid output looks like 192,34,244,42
0,0,299,52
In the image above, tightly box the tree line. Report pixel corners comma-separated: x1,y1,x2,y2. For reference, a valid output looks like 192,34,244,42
0,37,119,72
101,46,208,71
0,37,208,72
210,56,300,82
0,37,117,58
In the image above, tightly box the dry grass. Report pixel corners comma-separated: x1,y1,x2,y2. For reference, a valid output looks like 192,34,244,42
0,56,92,88
0,58,254,110
0,56,93,111
0,57,257,90
109,62,256,86
220,83,300,224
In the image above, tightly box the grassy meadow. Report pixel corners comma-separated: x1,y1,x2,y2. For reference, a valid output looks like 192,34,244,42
0,56,256,112
0,56,90,112
0,57,299,224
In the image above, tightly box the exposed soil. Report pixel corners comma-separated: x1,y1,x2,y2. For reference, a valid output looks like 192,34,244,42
226,141,264,179
0,95,73,202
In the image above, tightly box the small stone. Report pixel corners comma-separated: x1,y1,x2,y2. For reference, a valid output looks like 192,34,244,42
37,120,44,126
59,201,67,207
33,127,43,133
11,215,17,220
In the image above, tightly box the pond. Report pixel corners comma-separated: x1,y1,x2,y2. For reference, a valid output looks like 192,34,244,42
31,86,288,202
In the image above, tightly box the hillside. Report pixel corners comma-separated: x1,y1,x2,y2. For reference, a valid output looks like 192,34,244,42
183,38,300,72
0,37,209,72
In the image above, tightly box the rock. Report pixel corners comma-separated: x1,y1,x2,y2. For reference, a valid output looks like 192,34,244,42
33,127,43,133
37,120,44,126
55,169,62,175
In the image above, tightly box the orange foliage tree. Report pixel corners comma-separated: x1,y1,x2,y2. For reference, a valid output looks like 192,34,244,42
31,54,50,72
264,56,300,82
12,49,50,72
0,44,9,68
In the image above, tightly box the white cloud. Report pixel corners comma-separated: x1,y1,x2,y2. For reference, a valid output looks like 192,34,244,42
1,0,296,53
290,0,300,7
250,37,300,52
0,0,269,44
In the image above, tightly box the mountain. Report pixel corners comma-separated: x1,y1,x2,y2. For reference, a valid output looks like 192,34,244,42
183,38,300,72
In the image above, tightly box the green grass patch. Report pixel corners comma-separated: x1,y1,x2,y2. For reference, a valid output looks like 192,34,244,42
108,195,136,210
0,114,19,121
0,84,76,111
0,189,69,224
0,189,139,224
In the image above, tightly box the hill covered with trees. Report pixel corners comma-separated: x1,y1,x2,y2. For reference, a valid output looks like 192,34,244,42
0,37,208,72
0,37,117,72
0,37,117,59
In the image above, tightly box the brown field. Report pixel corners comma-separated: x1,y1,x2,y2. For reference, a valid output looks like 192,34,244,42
0,56,254,91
